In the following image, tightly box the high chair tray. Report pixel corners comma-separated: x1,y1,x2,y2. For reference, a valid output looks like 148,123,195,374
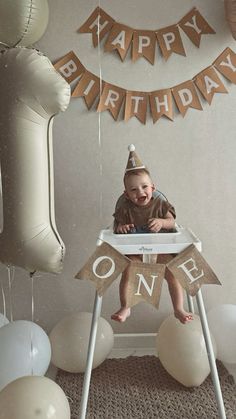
97,227,202,254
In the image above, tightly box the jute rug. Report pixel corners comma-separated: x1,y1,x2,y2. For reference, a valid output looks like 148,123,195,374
56,356,236,418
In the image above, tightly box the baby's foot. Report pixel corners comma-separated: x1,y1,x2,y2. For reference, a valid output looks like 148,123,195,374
111,307,131,323
174,309,193,324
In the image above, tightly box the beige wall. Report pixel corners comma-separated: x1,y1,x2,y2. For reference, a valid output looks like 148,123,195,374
1,0,236,334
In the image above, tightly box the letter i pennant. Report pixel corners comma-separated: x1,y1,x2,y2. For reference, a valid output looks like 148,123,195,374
166,244,221,296
75,242,130,296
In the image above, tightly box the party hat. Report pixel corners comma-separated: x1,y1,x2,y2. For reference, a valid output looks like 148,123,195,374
125,144,146,172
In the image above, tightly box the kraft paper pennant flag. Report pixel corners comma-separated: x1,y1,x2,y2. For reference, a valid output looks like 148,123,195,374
124,91,148,124
132,30,156,64
54,51,85,84
194,66,228,104
149,89,173,122
179,8,215,48
166,244,221,297
78,7,114,47
126,261,165,309
75,241,130,296
172,80,202,116
97,82,126,120
72,71,102,109
104,22,134,61
156,25,186,61
214,47,236,84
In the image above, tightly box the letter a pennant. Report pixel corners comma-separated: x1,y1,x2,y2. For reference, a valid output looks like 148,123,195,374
166,244,221,296
75,242,130,296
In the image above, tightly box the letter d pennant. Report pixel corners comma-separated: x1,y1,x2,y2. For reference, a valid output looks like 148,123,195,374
75,242,130,296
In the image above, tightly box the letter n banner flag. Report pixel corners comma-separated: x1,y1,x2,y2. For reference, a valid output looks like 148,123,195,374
166,244,221,296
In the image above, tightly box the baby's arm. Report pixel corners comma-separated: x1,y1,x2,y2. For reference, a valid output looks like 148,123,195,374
148,211,175,232
115,223,135,234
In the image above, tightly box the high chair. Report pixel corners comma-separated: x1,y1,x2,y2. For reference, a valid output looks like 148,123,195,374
79,222,226,419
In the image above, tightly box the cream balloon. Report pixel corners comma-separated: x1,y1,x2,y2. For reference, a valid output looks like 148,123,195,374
0,375,70,419
0,0,49,47
0,320,51,390
0,47,70,273
49,312,114,373
157,314,217,387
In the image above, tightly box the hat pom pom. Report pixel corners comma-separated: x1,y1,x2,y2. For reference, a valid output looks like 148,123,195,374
128,144,135,152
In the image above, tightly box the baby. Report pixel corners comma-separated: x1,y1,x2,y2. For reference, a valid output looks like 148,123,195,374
111,145,193,324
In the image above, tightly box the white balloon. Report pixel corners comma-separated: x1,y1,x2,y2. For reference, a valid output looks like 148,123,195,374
0,313,9,328
0,320,51,390
157,314,217,387
0,47,70,273
0,0,49,47
0,375,70,419
207,304,236,364
50,312,114,373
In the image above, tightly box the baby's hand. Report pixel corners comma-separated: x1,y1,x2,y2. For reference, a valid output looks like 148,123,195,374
116,223,134,234
148,218,163,232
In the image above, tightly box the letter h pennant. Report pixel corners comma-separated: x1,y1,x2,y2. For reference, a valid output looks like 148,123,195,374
166,244,221,296
75,242,130,296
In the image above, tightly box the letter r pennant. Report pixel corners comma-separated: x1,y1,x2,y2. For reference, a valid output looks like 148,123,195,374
166,244,221,296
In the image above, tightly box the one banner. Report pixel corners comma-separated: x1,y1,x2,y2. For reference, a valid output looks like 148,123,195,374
124,91,148,124
149,89,173,122
178,7,216,47
75,241,130,296
97,82,126,120
166,244,221,296
104,23,134,61
172,80,202,116
132,30,156,65
125,261,165,309
78,7,114,47
214,47,236,84
54,51,85,84
72,71,101,109
78,7,216,63
156,25,186,61
194,66,228,104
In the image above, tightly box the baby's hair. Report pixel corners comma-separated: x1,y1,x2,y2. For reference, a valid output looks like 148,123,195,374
123,168,151,187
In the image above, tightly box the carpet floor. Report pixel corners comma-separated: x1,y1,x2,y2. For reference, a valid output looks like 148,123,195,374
56,356,236,418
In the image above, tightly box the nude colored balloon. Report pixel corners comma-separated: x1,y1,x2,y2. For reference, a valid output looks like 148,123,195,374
0,47,70,273
0,376,70,419
157,314,217,387
50,312,114,373
0,0,49,47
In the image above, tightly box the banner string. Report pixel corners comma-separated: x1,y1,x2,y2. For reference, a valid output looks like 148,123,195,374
98,0,103,226
7,265,15,322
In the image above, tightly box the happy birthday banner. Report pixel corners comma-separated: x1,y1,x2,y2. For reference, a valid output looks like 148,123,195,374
54,47,236,124
75,242,221,309
78,7,215,64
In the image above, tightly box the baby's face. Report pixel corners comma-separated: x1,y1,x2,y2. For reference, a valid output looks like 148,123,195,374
125,173,155,206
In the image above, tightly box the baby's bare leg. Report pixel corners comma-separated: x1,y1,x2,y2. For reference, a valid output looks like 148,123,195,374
111,255,142,323
165,266,193,324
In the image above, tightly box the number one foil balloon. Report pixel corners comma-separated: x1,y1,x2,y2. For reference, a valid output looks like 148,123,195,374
0,0,71,274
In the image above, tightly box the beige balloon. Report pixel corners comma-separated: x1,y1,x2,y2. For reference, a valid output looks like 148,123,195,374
49,312,114,373
0,375,70,419
0,0,49,47
157,314,217,387
0,47,70,273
